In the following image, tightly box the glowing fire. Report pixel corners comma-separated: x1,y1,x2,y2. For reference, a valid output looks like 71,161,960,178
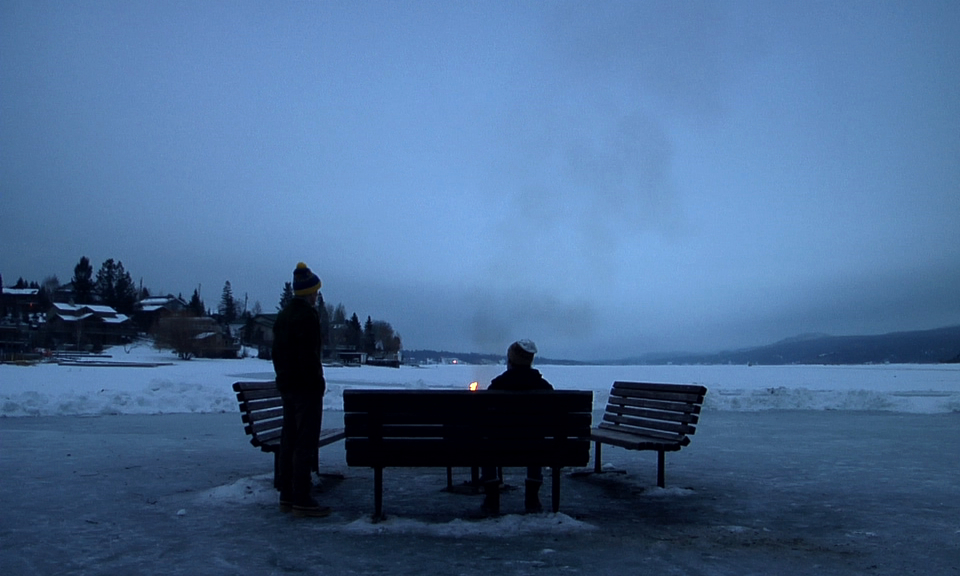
468,381,479,391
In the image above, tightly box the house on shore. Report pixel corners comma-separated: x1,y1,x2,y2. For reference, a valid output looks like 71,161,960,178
134,294,188,333
244,313,278,359
46,302,135,350
1,287,41,323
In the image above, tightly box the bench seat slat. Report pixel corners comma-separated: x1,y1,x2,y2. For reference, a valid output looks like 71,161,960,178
236,388,285,401
247,427,346,452
347,437,591,452
249,427,282,447
600,413,696,436
344,390,590,413
602,404,701,425
343,412,590,426
233,381,279,392
597,420,687,442
242,397,284,411
247,416,284,435
344,412,592,437
604,396,703,415
345,422,590,439
612,381,708,396
609,389,704,405
317,428,347,447
591,426,688,451
346,439,591,468
242,407,284,424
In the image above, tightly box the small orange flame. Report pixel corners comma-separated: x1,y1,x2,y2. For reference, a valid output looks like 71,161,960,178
468,381,479,391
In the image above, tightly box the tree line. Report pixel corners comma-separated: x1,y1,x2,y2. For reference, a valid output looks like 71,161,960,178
273,281,401,355
1,257,143,316
3,256,402,356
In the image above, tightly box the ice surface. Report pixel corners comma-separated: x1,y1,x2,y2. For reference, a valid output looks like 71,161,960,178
2,342,959,575
1,341,958,417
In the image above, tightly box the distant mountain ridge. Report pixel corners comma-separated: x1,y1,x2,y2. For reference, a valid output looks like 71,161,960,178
625,325,960,365
405,325,960,366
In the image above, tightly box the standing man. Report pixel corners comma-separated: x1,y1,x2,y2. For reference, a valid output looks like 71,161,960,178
272,262,330,517
481,339,553,515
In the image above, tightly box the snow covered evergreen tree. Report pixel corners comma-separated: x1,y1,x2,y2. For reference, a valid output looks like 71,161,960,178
112,262,137,314
94,259,137,313
317,293,330,348
277,282,293,311
363,316,376,355
347,313,363,349
94,259,117,306
218,281,237,323
72,257,94,304
188,288,205,317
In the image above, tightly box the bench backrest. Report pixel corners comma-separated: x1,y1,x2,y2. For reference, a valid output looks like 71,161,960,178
344,390,593,468
599,382,707,446
232,381,283,449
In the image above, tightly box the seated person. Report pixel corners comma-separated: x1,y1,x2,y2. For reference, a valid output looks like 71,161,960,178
482,339,552,514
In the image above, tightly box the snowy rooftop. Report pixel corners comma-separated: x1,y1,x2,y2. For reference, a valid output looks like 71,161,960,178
138,296,185,308
51,302,120,315
140,297,175,305
50,312,95,322
1,288,39,296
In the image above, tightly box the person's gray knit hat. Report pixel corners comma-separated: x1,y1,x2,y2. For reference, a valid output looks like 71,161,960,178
507,339,537,367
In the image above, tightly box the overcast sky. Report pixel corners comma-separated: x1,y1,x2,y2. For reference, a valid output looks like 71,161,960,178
2,1,959,360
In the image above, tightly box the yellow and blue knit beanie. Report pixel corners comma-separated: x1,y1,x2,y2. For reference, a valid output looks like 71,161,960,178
292,262,322,296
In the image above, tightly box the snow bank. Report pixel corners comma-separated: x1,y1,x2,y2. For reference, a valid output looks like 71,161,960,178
340,512,596,538
1,342,958,417
191,471,597,537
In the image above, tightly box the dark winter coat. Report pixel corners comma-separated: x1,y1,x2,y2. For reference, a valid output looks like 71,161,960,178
272,298,325,394
488,366,553,391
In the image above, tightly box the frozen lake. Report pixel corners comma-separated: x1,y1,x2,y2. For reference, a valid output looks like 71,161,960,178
2,342,958,416
2,343,959,575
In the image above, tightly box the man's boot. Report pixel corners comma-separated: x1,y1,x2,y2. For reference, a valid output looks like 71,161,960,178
524,480,543,513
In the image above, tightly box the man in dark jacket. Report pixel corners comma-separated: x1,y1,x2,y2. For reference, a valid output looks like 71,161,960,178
272,262,329,517
482,339,553,515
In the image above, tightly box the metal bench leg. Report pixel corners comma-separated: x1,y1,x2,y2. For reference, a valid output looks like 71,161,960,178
657,450,665,488
551,467,561,513
446,467,453,490
374,467,384,521
571,441,626,478
273,452,281,491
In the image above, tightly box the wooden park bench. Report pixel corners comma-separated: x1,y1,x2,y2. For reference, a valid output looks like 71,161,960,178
589,381,707,487
232,381,346,489
343,389,593,519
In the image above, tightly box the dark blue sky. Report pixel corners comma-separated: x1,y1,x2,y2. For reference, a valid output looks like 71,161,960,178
3,1,959,359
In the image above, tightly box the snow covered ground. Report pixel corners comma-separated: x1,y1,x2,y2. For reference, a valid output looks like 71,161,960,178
2,341,959,575
2,340,958,417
